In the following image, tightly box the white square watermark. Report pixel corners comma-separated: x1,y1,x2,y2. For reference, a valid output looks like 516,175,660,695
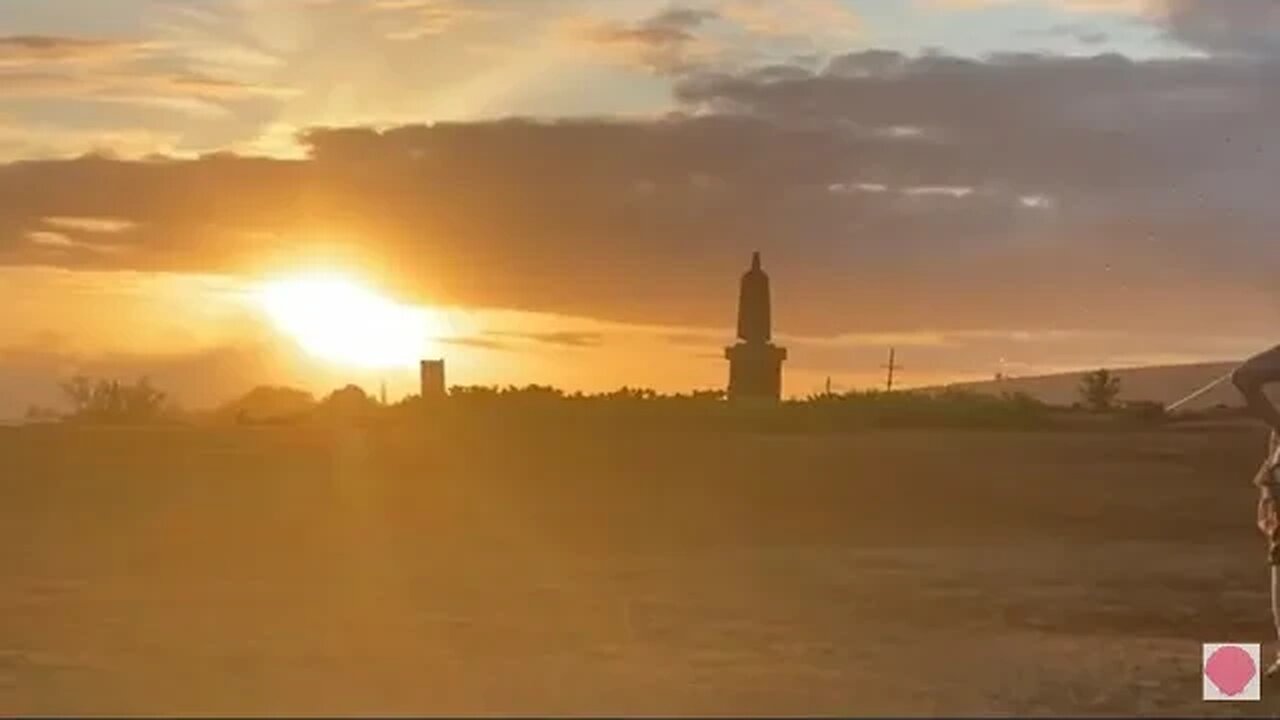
1203,643,1261,701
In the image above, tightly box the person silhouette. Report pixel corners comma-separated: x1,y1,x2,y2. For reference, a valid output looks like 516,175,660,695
1232,344,1280,679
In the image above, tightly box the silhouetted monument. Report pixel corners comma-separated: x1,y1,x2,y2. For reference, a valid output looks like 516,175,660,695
420,359,446,400
725,252,787,401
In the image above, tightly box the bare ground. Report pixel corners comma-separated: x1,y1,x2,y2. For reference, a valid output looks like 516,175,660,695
2,422,1277,716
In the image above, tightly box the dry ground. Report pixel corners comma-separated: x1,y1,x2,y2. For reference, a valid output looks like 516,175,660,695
2,421,1278,716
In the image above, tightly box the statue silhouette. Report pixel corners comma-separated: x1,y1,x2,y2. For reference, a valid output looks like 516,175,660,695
725,251,786,401
737,251,772,343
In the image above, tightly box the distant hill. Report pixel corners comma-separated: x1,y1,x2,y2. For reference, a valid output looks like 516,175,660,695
939,362,1243,410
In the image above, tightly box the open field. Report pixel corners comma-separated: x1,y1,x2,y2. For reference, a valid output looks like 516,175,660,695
944,361,1244,410
3,421,1279,716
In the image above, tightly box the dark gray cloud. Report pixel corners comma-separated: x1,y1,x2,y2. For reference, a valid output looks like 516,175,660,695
488,330,605,348
1,50,1279,340
441,336,514,351
1160,0,1280,57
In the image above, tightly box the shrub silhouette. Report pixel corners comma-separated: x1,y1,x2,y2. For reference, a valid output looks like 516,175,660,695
195,381,1057,431
315,385,380,422
388,383,1052,432
218,386,316,425
1078,369,1122,412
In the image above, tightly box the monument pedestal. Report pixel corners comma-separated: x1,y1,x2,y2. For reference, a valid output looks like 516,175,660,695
725,342,787,401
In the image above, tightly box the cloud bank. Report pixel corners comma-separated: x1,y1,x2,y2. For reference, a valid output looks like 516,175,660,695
1,45,1278,342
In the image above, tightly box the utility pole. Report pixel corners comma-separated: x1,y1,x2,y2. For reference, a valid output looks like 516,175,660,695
380,380,388,406
882,347,903,392
825,376,832,396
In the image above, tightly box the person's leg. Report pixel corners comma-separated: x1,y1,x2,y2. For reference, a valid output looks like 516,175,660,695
1266,505,1280,676
1272,566,1280,641
1267,565,1280,678
1258,476,1280,676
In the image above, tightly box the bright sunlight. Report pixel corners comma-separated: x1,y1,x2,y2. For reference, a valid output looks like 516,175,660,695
255,272,445,369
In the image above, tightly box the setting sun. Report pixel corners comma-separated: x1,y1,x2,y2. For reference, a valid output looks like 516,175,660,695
255,272,445,369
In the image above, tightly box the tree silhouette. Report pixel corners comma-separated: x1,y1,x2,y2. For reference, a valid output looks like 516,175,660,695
1078,369,1121,412
60,376,169,423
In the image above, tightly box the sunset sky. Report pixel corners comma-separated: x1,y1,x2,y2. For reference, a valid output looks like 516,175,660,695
3,0,1280,415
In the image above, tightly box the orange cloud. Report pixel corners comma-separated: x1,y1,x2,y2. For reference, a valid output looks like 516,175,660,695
0,29,296,120
0,122,182,161
564,8,722,74
0,35,159,67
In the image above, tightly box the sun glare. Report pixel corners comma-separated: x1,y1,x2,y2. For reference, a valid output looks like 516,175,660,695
255,272,443,369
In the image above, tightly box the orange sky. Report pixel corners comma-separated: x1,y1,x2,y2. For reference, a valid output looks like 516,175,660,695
2,0,1280,416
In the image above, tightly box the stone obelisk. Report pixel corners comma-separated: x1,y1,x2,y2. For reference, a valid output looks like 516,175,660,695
725,252,787,400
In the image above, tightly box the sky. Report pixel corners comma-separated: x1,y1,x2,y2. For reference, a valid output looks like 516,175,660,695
2,0,1280,415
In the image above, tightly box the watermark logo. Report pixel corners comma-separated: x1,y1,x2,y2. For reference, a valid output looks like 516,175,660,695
1203,643,1261,701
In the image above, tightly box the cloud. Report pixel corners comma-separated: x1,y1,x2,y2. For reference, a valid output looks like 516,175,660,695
0,35,157,66
1022,23,1112,45
43,216,138,234
295,0,506,40
488,330,606,348
1,50,1279,343
982,0,1280,58
24,230,125,256
924,0,1146,11
0,68,297,106
0,25,296,121
440,335,513,351
1158,0,1280,57
715,0,860,39
664,331,723,347
368,0,500,41
567,2,862,76
567,6,722,74
0,121,182,162
26,231,76,249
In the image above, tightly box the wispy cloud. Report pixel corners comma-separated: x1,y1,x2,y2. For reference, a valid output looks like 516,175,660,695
0,27,296,121
0,68,297,118
440,336,512,351
488,330,606,348
43,217,138,234
566,1,862,76
370,0,499,41
565,7,722,74
25,230,125,255
0,121,182,161
0,35,159,67
923,0,1146,11
716,0,860,39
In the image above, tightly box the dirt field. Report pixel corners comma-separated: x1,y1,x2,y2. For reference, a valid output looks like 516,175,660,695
3,421,1278,716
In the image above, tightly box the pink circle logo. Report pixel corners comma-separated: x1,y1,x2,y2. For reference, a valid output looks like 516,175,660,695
1205,645,1258,697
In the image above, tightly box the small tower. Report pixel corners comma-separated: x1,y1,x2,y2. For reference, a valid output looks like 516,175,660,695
725,252,787,401
420,359,446,400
